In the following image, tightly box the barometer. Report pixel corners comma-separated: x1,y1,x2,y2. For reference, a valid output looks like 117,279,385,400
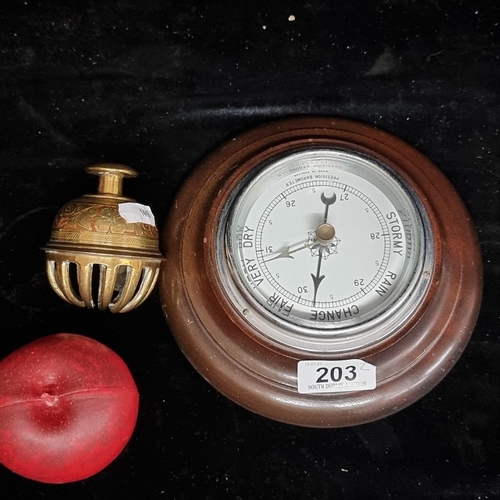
160,117,482,427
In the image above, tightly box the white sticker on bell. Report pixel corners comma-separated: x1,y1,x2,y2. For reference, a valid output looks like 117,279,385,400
119,203,156,226
297,359,376,394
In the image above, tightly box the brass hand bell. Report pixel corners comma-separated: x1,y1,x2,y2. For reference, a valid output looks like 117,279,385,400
44,164,163,313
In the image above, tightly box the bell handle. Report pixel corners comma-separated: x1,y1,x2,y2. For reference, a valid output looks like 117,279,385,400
86,164,138,197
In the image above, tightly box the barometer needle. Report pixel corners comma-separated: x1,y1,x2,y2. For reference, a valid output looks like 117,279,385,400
320,192,336,222
311,249,326,305
311,192,337,305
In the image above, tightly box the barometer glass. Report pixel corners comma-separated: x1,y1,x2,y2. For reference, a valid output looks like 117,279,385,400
217,149,433,352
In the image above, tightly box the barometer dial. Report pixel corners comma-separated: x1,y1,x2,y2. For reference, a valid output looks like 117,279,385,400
218,149,432,352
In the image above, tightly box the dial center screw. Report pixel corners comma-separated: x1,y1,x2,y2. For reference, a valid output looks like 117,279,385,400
316,223,336,244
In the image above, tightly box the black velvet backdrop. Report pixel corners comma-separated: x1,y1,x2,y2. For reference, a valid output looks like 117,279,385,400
1,1,499,498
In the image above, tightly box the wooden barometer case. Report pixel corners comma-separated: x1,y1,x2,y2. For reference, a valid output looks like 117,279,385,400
159,117,482,428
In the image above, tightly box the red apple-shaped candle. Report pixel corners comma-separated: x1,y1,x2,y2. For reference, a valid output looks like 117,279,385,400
0,333,139,483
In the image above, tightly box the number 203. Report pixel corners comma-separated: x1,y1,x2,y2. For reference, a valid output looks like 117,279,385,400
316,365,357,383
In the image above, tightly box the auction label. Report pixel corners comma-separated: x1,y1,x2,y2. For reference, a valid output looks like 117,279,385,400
297,359,376,394
119,203,156,226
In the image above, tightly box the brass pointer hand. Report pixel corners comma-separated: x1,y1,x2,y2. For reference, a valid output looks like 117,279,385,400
264,241,310,262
